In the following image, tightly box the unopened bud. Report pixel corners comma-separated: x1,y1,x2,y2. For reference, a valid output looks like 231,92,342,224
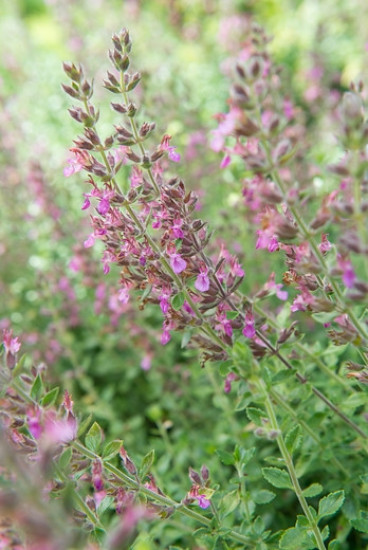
188,467,201,485
342,92,363,121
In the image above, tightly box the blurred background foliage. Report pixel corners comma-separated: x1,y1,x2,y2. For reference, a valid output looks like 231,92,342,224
1,1,368,546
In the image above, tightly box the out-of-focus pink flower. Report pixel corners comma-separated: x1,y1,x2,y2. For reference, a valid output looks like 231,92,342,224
2,329,21,355
337,255,356,288
224,372,237,393
64,148,89,177
319,233,332,254
160,134,180,162
195,266,210,292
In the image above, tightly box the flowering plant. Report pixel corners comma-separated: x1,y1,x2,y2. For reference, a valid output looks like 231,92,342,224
1,13,368,550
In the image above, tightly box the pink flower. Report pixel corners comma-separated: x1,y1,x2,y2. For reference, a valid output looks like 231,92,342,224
169,253,187,274
160,134,181,162
337,255,356,288
84,234,95,248
97,197,110,216
243,312,256,339
63,148,89,177
196,494,211,509
2,329,21,355
319,234,332,254
220,154,231,168
195,267,210,292
224,372,237,393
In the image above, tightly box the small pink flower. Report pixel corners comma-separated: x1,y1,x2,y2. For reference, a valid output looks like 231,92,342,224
160,134,181,162
169,253,187,274
337,255,356,288
84,234,95,248
64,148,89,177
319,234,332,254
196,494,211,509
97,197,110,216
243,312,256,339
220,154,231,168
195,267,210,292
2,329,21,355
224,372,237,393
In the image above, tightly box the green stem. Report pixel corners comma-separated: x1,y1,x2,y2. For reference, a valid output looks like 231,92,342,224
72,441,254,547
258,379,327,550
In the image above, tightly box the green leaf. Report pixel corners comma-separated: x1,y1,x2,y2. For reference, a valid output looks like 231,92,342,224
30,373,43,401
219,360,233,377
12,353,28,376
171,292,185,311
41,387,59,407
181,330,192,348
241,447,255,467
246,407,266,427
77,414,93,438
58,447,73,470
97,495,114,514
216,450,234,466
285,425,302,454
318,491,345,520
220,489,240,517
303,483,323,498
253,490,276,504
262,467,292,490
279,527,314,549
140,449,155,478
85,422,103,453
103,439,123,461
351,512,368,533
226,310,239,320
272,369,294,385
252,515,265,535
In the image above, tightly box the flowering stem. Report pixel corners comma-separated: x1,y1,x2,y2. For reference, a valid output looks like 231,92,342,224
255,329,368,440
257,378,327,550
119,74,160,196
269,388,350,477
259,132,368,344
72,441,254,547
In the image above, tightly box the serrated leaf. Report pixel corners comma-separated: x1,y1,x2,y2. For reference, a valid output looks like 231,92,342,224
279,527,313,549
85,422,103,453
30,373,43,401
351,513,368,533
252,515,265,535
216,450,234,465
77,414,93,438
262,467,292,490
220,489,240,517
140,449,155,478
318,491,345,520
103,439,123,460
58,447,73,470
171,292,185,311
285,425,302,454
272,369,294,385
246,407,266,427
253,490,276,504
219,360,233,377
41,387,59,407
303,483,323,498
241,447,255,467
